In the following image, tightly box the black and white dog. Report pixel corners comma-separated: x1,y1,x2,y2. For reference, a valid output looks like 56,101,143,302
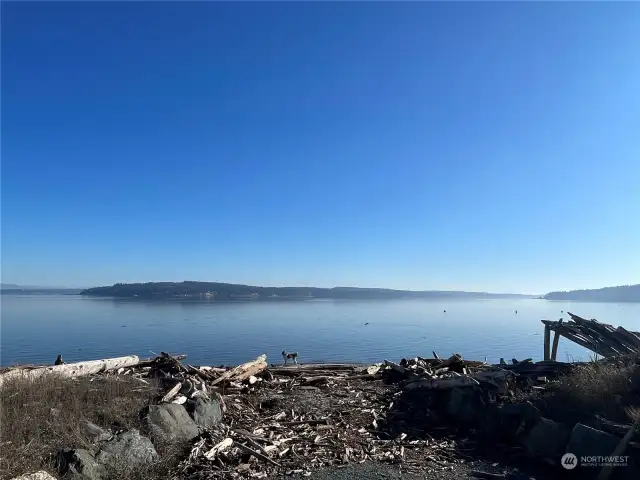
282,350,299,366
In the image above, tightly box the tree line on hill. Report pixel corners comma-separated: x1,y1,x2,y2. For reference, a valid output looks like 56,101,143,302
79,281,533,301
543,284,640,302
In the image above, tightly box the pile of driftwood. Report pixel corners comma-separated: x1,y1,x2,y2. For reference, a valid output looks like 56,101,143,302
542,312,640,360
383,352,574,395
176,360,470,478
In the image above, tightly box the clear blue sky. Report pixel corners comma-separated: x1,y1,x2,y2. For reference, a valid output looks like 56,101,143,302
2,2,639,294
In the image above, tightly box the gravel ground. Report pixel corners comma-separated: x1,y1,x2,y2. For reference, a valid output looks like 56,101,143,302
294,460,539,480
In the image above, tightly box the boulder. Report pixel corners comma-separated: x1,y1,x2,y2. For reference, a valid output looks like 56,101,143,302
565,423,637,480
95,429,157,468
521,417,571,463
10,472,57,480
566,423,621,458
144,403,199,441
189,395,223,430
57,448,105,480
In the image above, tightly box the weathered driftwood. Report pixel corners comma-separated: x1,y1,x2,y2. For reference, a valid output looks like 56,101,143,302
404,375,480,390
204,437,233,460
0,355,140,387
270,363,361,372
550,319,563,361
136,354,187,368
236,441,281,466
383,359,411,376
211,354,267,386
161,382,182,403
543,325,551,361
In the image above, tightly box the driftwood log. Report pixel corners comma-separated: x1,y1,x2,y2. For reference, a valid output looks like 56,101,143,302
211,354,268,386
0,355,140,387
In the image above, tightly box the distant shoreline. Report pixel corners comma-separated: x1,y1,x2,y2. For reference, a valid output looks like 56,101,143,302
78,281,538,302
3,282,639,302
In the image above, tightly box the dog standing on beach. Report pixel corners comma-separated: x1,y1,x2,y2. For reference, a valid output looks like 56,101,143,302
282,350,299,366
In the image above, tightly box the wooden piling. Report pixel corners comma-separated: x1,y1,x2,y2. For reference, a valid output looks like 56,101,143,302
544,325,551,361
550,319,563,361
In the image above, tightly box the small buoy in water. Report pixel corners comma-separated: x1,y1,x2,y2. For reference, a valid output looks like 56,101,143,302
365,322,369,325
444,310,447,313
515,310,518,314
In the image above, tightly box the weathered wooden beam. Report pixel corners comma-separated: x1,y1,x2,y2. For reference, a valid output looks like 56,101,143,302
544,325,551,361
551,319,563,361
404,375,480,390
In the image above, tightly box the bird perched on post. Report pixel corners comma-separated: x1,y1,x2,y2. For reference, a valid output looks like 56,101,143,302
54,354,65,365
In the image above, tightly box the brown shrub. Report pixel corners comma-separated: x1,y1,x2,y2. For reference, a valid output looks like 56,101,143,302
0,373,186,480
532,357,640,425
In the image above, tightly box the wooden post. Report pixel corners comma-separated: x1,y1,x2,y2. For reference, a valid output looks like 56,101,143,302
551,319,563,361
544,325,551,361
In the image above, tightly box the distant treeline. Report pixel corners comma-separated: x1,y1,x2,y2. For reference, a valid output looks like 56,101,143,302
80,281,533,301
543,284,640,302
0,288,83,295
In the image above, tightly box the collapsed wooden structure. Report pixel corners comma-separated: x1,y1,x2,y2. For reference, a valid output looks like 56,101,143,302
542,312,640,360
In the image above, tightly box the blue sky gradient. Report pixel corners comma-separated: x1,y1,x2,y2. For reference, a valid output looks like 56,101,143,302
2,2,639,293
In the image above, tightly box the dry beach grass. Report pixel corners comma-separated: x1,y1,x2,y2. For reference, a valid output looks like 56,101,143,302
530,354,640,426
0,373,185,480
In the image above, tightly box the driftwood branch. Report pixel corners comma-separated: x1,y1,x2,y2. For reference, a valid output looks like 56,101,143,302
211,354,267,386
236,442,281,466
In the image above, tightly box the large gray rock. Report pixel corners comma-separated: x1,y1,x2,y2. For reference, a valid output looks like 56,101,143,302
565,423,637,480
190,395,223,429
145,403,199,441
95,429,157,467
10,472,57,480
57,448,105,480
521,417,571,464
566,423,621,458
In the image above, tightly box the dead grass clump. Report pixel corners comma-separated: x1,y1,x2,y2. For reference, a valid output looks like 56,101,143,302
533,358,640,425
0,373,159,479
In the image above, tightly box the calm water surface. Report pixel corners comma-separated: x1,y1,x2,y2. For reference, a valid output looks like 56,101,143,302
1,295,639,366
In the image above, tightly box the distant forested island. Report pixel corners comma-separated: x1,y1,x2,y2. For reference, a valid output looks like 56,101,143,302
543,284,640,302
0,283,83,295
80,281,536,301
